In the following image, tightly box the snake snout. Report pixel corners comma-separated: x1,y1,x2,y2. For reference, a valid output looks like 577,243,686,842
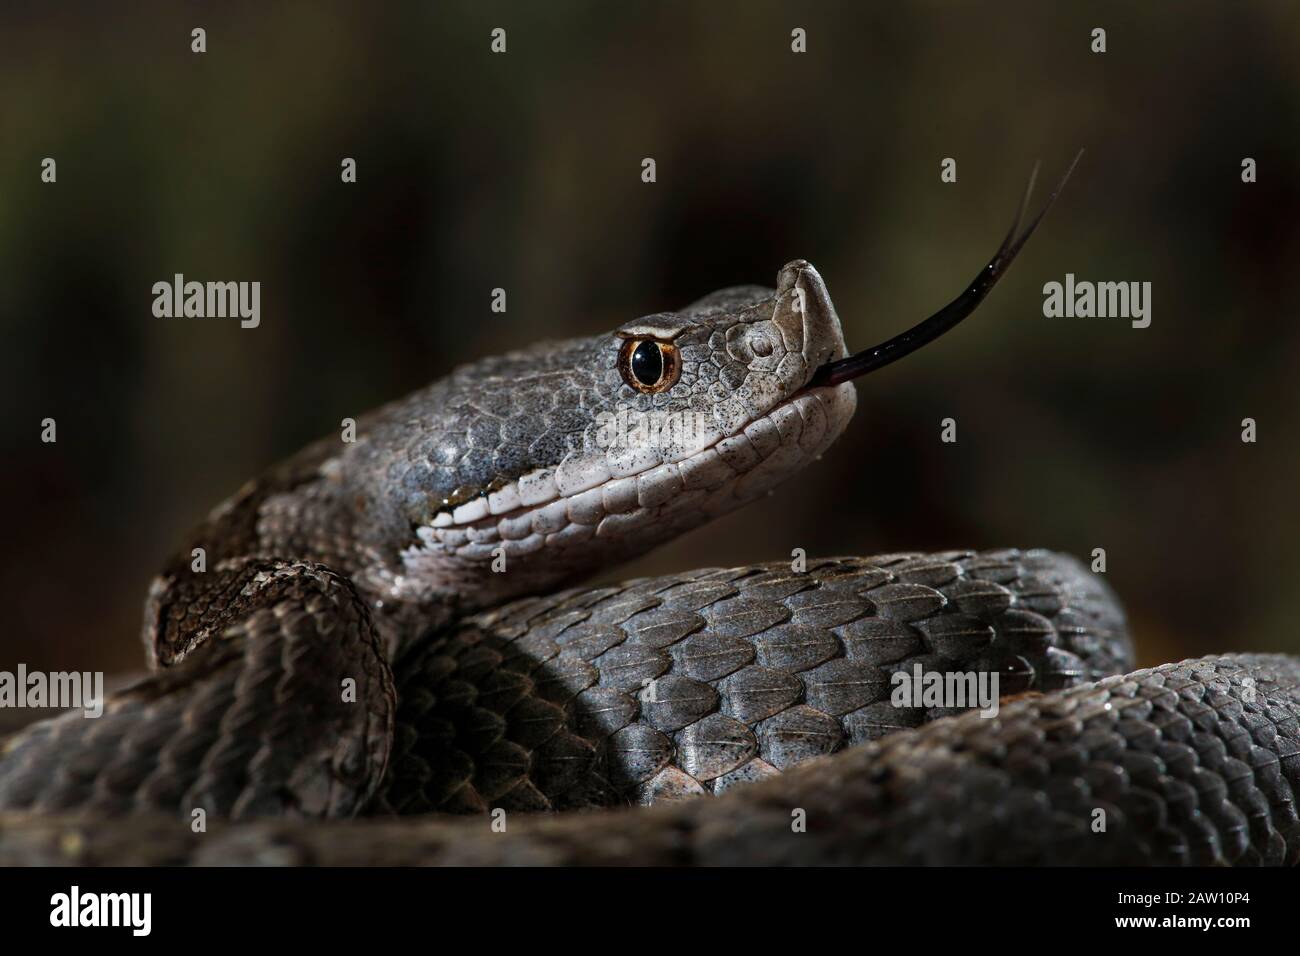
774,259,850,380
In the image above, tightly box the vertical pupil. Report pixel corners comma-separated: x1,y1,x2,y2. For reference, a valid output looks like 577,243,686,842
631,341,663,386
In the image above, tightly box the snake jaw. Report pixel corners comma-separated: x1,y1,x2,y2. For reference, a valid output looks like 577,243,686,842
398,382,856,614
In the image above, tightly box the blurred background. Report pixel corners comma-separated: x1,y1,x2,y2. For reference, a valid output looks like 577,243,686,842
2,1,1298,682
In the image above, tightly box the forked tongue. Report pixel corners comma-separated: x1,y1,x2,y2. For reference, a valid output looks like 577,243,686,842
807,150,1083,388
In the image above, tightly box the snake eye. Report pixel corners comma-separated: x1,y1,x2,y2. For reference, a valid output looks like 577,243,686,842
618,338,680,394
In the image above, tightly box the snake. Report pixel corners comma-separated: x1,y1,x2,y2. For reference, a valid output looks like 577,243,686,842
2,160,1298,866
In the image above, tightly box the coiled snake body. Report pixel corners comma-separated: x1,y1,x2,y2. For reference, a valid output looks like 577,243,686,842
3,183,1298,864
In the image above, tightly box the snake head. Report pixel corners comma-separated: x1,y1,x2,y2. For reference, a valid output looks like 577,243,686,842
345,150,1079,634
370,259,857,617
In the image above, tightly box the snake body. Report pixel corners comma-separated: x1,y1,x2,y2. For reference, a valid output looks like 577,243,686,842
2,259,1297,865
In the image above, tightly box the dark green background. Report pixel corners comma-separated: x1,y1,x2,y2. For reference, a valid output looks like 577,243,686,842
3,2,1298,677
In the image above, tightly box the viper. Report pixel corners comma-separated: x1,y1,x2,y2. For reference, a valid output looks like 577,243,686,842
2,159,1297,865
